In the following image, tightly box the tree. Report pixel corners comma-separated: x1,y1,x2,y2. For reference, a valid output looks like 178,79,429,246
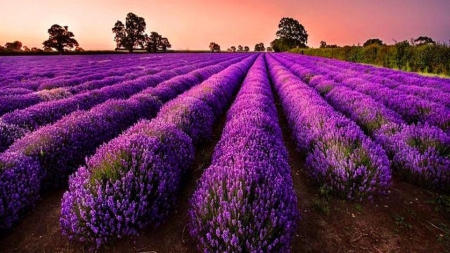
112,12,147,52
31,47,42,52
42,25,79,53
237,45,243,51
320,41,327,48
145,32,161,52
275,17,308,50
244,46,249,52
230,46,236,52
363,38,384,47
159,37,171,52
75,46,84,52
267,47,273,52
23,46,30,52
254,43,265,51
414,36,436,46
209,42,220,52
5,41,23,51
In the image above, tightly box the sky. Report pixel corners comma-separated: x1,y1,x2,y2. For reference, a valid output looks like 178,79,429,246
0,0,449,50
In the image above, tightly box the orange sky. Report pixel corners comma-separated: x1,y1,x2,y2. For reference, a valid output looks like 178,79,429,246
0,0,449,50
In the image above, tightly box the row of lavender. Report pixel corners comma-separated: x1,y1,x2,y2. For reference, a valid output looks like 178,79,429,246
0,54,252,231
59,55,257,248
274,54,449,193
279,54,450,132
189,55,299,252
0,55,235,152
267,54,392,200
0,54,231,116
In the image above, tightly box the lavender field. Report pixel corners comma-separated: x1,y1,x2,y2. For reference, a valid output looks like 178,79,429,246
0,53,449,252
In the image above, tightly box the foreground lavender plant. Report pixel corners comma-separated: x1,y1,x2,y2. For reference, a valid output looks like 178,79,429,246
60,122,194,247
189,55,299,252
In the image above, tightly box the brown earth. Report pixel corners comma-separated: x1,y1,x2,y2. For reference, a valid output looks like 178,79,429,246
1,92,449,253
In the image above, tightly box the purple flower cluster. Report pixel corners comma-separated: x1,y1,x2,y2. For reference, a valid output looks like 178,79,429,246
267,54,392,201
189,55,299,252
0,54,253,231
0,121,28,152
60,121,194,247
375,123,450,192
0,152,42,231
59,55,257,248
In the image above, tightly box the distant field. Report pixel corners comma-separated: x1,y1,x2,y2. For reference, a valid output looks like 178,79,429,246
0,53,448,252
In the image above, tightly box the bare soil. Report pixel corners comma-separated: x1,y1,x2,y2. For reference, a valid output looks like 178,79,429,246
1,93,449,253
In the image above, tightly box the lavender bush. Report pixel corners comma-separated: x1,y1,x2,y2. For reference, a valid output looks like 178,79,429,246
189,55,299,252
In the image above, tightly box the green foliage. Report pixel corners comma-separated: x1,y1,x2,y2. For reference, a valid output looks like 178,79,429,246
209,42,220,52
272,17,308,52
254,42,265,52
293,43,450,76
363,38,384,47
271,38,299,52
112,12,147,53
42,25,79,53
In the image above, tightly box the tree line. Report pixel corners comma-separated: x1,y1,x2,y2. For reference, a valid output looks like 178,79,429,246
113,12,171,53
295,36,450,75
1,12,171,54
208,17,307,53
2,15,308,54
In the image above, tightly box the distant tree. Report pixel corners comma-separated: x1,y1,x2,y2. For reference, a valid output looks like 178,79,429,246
275,17,308,50
5,41,23,51
320,41,327,48
159,37,171,52
230,46,236,52
237,45,243,51
363,38,384,47
145,32,161,52
270,39,288,52
43,46,54,52
244,46,249,52
254,43,265,51
112,12,146,52
23,46,30,52
31,47,43,52
0,46,5,52
42,25,79,53
267,47,273,52
209,42,220,52
75,46,84,52
414,36,436,46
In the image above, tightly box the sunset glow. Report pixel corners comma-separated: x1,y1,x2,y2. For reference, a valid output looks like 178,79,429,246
0,0,449,50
